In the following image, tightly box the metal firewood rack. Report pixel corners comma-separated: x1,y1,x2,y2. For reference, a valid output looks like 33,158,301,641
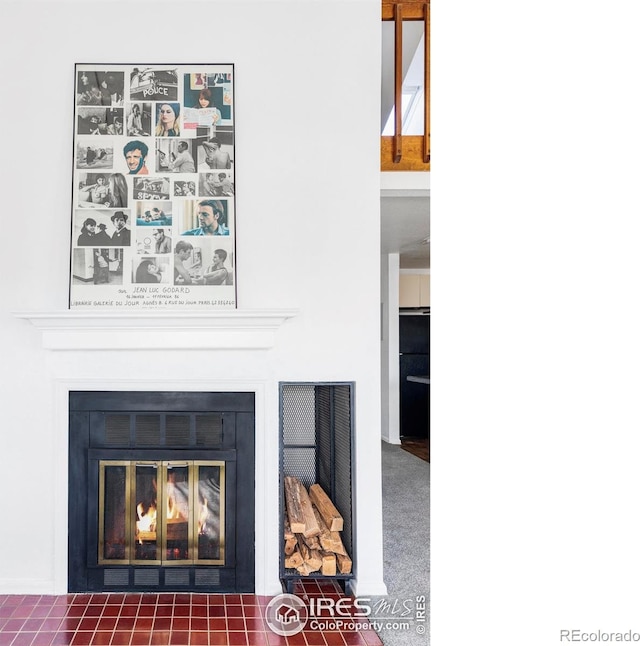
279,382,355,593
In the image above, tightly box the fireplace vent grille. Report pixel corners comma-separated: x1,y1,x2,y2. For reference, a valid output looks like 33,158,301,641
102,413,224,448
165,570,190,587
195,570,220,586
104,570,129,587
166,415,190,446
105,415,130,445
196,415,223,446
135,570,160,586
135,415,161,445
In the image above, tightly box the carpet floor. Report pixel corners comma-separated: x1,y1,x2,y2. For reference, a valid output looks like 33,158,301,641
370,442,430,646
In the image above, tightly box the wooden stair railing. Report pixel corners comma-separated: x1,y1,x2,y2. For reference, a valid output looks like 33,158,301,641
381,0,430,171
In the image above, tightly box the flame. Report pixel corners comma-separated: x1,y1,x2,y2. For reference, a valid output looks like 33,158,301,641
166,474,186,520
136,502,157,543
198,497,209,535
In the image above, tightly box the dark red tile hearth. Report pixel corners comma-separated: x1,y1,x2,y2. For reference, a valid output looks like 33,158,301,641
70,632,93,645
188,632,208,645
130,632,152,646
227,617,245,631
0,585,381,646
32,633,56,646
189,618,207,631
208,618,227,631
302,631,327,645
149,631,170,645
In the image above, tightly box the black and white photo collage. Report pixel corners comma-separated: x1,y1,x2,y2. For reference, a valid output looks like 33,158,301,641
70,65,236,310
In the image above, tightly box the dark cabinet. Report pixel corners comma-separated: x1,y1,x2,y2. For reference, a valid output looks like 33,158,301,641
399,314,430,439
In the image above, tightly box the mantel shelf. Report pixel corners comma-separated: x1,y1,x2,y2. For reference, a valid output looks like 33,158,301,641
14,309,298,351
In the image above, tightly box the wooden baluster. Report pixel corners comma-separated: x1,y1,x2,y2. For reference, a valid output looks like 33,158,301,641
394,3,403,163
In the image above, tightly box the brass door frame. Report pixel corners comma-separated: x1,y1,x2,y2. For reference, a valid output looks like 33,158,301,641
131,461,162,566
98,461,132,566
195,461,226,565
161,461,191,566
98,460,226,567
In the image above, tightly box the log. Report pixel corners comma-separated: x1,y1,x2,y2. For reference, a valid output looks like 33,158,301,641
285,548,303,569
296,562,316,576
166,520,188,541
296,535,311,563
284,477,306,533
307,549,323,572
284,512,294,540
284,536,297,556
282,481,351,578
321,551,337,576
285,476,320,537
301,533,321,550
312,506,346,556
296,536,323,571
336,553,352,574
309,484,343,532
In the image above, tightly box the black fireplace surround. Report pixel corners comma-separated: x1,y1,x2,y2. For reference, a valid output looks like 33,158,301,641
68,391,255,593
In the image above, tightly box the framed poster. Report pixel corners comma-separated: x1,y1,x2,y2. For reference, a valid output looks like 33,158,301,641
70,64,236,310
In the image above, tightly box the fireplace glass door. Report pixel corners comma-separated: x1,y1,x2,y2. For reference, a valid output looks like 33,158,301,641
99,460,225,566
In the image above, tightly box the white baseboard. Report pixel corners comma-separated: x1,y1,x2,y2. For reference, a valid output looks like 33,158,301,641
351,578,389,596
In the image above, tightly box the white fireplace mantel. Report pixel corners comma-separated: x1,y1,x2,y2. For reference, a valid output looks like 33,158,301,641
14,309,298,350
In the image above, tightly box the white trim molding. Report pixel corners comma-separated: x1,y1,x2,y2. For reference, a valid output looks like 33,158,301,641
14,309,298,350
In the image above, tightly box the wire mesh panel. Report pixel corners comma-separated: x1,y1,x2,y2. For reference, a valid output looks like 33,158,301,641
280,382,354,590
333,385,353,558
283,448,316,488
282,385,316,445
316,386,333,496
282,385,318,488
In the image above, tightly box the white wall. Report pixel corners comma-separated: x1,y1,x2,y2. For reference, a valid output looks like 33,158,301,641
381,253,401,444
0,0,386,596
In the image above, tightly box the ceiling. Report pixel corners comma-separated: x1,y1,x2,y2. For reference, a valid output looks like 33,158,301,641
381,193,430,269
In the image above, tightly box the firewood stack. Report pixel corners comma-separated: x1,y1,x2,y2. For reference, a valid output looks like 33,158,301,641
283,476,352,576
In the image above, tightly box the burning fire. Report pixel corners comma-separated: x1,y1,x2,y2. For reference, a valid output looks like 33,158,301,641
136,502,157,542
166,474,187,520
